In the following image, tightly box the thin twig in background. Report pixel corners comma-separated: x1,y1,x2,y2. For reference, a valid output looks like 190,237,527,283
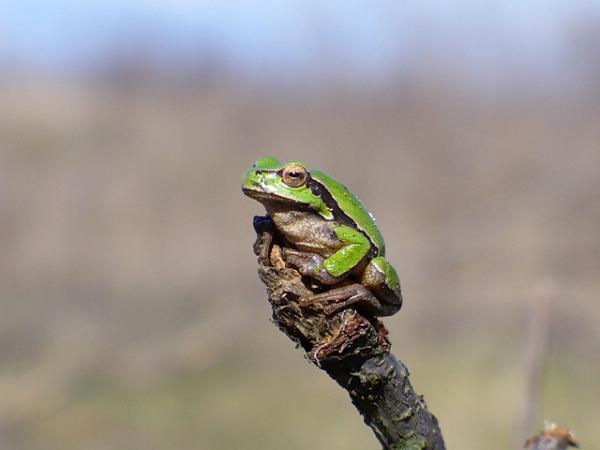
519,279,555,446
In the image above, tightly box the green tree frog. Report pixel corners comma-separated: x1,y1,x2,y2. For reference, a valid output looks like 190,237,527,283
242,156,402,317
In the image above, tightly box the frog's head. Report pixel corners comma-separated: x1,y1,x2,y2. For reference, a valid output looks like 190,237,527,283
242,156,332,218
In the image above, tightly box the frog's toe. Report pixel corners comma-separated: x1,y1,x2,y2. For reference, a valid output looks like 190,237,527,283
298,296,338,315
298,296,310,307
298,295,318,308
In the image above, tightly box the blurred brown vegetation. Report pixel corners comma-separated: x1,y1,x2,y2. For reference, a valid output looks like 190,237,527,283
1,57,599,449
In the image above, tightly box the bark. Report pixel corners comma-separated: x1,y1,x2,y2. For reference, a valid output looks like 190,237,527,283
252,220,445,450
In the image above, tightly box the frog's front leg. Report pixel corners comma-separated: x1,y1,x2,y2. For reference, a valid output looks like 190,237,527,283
252,215,274,264
283,224,371,285
282,248,346,285
300,257,402,317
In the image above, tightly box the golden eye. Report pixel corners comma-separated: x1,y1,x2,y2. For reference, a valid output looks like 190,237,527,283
282,164,307,187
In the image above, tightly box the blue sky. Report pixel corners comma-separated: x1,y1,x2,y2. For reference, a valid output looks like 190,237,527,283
2,1,599,79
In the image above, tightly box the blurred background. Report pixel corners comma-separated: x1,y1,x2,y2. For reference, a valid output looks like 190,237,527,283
1,1,600,449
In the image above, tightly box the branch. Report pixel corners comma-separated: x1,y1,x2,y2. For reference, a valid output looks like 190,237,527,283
252,221,445,449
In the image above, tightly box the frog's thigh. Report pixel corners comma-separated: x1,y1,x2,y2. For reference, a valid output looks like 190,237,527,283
322,225,370,277
362,256,402,307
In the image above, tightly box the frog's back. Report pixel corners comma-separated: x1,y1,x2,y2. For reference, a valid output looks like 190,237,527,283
310,169,385,254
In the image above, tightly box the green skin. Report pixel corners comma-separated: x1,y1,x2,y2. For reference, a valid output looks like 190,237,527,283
242,156,402,317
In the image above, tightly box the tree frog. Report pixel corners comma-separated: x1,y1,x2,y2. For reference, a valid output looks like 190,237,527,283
242,156,402,317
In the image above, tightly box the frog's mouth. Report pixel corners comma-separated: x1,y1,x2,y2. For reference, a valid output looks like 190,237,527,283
242,186,271,200
242,186,306,207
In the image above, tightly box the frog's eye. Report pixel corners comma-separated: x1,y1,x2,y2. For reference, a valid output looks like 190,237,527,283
282,164,307,187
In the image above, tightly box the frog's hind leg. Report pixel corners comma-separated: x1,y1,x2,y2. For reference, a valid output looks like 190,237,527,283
300,283,399,317
300,257,402,317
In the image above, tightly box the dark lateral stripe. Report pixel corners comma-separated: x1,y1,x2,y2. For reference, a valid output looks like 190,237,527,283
307,177,377,256
307,177,354,225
